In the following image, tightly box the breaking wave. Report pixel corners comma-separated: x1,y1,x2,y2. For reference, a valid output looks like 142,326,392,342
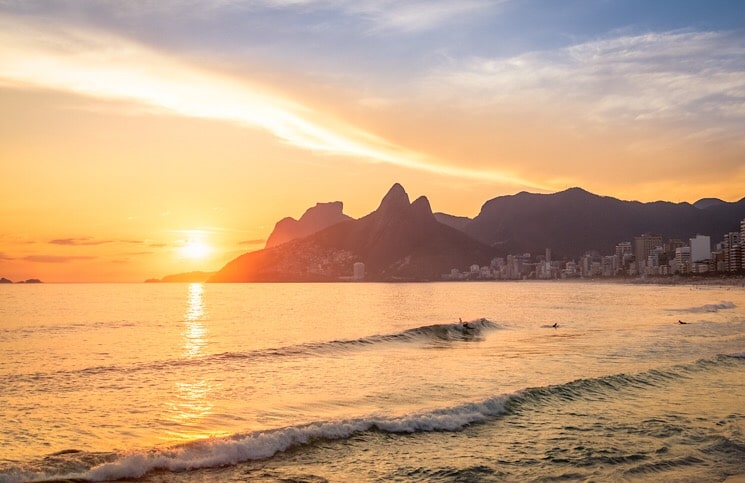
4,353,742,483
673,301,736,313
0,319,501,387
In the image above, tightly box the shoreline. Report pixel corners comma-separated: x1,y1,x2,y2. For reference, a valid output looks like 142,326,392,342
602,275,745,287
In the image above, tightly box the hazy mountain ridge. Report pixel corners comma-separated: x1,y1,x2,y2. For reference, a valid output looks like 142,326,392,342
175,185,745,283
209,184,495,282
463,187,745,257
693,198,726,210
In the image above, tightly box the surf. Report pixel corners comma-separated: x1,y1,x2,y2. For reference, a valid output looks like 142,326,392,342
0,318,502,388
5,353,742,483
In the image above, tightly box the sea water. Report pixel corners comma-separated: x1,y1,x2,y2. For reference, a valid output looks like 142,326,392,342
0,281,744,482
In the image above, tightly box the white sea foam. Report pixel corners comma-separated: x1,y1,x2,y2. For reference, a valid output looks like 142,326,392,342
5,354,743,483
47,396,512,482
675,301,736,313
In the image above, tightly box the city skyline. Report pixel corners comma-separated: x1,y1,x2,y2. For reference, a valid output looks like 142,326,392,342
2,1,745,281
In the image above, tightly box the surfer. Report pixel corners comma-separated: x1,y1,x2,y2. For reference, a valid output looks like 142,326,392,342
460,318,473,330
552,322,559,329
678,320,688,325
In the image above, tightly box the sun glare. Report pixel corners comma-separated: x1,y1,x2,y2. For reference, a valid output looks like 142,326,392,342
180,240,211,259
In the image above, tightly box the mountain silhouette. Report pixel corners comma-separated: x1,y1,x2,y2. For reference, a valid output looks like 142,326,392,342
265,201,352,248
209,183,495,282
693,198,726,210
462,187,745,257
168,184,745,284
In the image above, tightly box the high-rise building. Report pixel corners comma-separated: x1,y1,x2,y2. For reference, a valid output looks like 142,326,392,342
634,234,662,272
615,242,632,259
723,232,741,272
675,246,691,274
741,219,745,271
689,234,711,263
666,239,686,255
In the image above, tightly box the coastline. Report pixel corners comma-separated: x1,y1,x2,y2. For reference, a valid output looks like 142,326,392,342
618,274,745,287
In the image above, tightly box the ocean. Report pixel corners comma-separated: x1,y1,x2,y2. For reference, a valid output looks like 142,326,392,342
1,281,744,482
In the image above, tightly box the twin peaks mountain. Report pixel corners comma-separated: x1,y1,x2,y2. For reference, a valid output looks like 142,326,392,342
207,184,745,282
210,184,493,282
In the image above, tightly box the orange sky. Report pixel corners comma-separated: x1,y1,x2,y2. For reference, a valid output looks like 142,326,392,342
1,2,744,282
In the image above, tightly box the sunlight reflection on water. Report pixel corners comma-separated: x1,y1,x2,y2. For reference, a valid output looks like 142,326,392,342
183,283,206,358
164,283,216,441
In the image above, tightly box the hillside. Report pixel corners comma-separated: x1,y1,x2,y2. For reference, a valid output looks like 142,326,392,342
209,184,495,282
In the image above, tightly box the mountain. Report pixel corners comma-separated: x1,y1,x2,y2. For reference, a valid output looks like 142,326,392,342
693,198,726,210
434,212,472,231
462,187,745,257
209,184,496,282
265,201,353,248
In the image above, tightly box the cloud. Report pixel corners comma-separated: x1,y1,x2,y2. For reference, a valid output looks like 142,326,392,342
426,30,745,131
339,0,500,33
0,14,544,189
22,255,97,263
180,0,499,33
49,237,113,246
0,252,14,260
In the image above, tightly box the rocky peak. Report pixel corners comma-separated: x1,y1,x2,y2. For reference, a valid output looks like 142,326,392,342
265,200,352,248
376,183,411,214
299,201,345,223
410,195,435,221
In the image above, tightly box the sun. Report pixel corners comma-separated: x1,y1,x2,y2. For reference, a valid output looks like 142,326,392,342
180,240,212,259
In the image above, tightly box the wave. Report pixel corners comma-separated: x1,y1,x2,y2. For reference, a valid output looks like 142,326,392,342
0,319,501,386
1,396,513,483
5,353,742,483
671,301,736,313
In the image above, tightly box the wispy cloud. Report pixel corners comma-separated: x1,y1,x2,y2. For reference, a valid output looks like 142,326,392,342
192,0,499,33
0,14,545,189
339,0,499,33
426,30,745,129
22,255,97,263
49,237,113,246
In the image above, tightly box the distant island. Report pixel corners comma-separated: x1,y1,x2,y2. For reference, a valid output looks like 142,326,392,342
145,271,215,283
151,183,745,283
0,277,43,284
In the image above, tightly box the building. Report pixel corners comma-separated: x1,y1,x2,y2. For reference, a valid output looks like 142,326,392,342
634,234,662,273
615,242,632,260
689,234,711,263
601,255,618,277
675,246,691,274
723,232,742,272
353,262,365,281
741,219,745,271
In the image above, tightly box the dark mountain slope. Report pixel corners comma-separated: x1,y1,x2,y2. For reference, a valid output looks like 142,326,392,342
265,201,353,248
463,187,745,257
210,184,495,282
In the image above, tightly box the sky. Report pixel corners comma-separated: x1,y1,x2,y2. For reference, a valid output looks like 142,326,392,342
1,0,744,282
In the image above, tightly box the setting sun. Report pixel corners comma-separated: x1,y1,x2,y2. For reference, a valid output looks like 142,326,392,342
180,240,212,259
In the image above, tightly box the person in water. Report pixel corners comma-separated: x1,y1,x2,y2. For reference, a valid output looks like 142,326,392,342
552,322,559,329
460,317,472,329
